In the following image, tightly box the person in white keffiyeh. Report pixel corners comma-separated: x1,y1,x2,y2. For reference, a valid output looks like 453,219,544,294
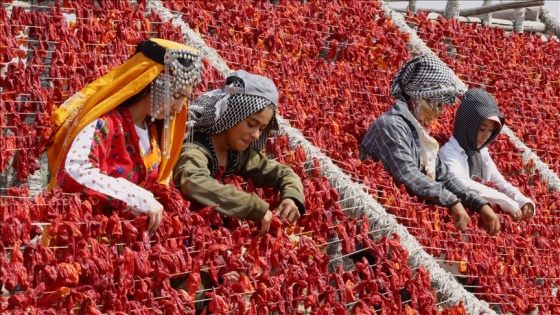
360,54,501,236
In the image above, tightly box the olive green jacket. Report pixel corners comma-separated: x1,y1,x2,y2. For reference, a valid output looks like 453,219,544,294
173,142,305,221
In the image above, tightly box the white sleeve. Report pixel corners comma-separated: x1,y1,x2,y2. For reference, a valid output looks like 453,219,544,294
439,143,520,214
485,153,535,213
64,119,155,214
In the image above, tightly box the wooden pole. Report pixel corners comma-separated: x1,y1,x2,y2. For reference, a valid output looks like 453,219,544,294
409,0,417,13
443,0,460,62
444,0,461,19
425,12,546,33
481,0,493,26
395,6,541,21
460,0,543,17
384,0,418,13
513,7,526,33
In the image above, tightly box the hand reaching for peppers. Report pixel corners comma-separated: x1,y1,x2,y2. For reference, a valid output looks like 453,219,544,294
450,203,470,231
479,205,500,236
147,199,164,235
275,198,300,224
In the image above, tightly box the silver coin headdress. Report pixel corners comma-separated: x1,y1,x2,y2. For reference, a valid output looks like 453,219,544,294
149,45,203,157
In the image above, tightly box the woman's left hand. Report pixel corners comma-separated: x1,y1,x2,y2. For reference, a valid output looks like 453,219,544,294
276,198,300,224
147,199,164,235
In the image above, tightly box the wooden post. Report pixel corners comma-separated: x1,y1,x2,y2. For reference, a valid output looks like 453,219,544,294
539,7,560,37
444,0,461,19
443,0,460,60
514,7,526,33
481,0,493,26
409,0,417,13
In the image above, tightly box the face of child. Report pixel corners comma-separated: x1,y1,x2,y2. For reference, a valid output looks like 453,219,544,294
477,119,498,149
225,106,274,151
413,99,445,127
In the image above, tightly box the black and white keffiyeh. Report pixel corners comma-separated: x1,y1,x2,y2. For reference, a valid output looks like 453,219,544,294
187,70,279,151
391,54,461,105
453,88,504,180
388,54,461,180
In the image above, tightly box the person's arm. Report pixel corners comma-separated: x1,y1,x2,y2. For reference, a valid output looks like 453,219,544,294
237,147,305,217
437,159,501,235
59,118,156,215
364,116,458,207
436,158,490,212
439,145,520,215
486,155,535,216
173,143,269,221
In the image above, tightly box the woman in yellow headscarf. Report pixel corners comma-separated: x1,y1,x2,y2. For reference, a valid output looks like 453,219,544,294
47,38,203,234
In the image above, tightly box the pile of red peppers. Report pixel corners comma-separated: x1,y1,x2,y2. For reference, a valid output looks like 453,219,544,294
3,0,558,313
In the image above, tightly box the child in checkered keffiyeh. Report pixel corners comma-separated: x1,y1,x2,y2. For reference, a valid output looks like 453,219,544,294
174,70,305,235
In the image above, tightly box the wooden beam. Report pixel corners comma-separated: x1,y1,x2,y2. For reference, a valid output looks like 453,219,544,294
426,12,546,33
524,20,546,33
492,7,540,21
391,2,543,21
460,0,544,17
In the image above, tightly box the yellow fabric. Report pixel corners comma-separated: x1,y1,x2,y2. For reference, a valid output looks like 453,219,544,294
144,122,162,175
47,38,198,189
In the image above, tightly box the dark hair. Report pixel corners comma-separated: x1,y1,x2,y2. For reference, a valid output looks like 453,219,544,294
256,103,274,113
225,76,244,86
116,80,167,141
118,83,151,109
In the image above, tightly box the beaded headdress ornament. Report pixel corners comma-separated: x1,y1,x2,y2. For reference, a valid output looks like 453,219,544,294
150,48,203,158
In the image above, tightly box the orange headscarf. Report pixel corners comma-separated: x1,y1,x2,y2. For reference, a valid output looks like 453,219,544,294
47,38,200,189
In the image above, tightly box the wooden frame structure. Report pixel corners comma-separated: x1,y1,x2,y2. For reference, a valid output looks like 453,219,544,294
387,0,560,36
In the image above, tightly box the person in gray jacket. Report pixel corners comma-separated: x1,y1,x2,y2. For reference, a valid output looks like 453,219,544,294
359,54,500,236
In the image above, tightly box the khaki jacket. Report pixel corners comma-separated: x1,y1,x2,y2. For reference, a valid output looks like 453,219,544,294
173,142,305,221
